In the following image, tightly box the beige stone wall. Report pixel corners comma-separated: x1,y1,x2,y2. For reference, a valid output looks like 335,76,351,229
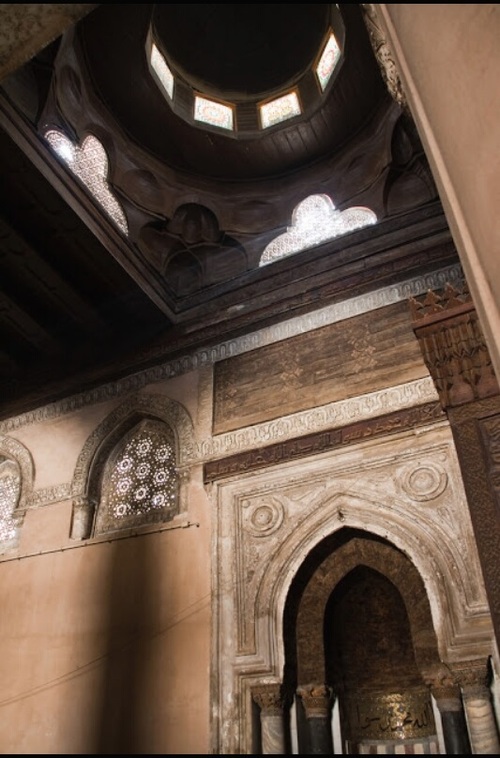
374,4,500,384
0,374,211,755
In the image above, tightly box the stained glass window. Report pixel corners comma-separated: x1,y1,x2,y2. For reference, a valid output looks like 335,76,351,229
95,421,179,535
260,91,301,129
316,32,341,92
194,95,234,131
260,194,377,265
151,42,175,99
45,130,128,234
0,457,21,547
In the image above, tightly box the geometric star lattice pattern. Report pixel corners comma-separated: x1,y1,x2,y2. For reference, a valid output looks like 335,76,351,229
260,193,377,266
45,129,128,234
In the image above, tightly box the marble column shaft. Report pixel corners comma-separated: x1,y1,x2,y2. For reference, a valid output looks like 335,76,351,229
453,660,500,754
252,683,287,754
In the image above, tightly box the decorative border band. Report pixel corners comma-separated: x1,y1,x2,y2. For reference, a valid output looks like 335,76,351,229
197,377,439,461
204,401,445,481
0,265,460,433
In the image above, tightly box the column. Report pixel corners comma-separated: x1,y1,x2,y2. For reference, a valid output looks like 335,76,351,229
296,683,334,755
432,684,471,754
252,682,288,755
452,659,500,754
70,494,96,540
423,663,471,754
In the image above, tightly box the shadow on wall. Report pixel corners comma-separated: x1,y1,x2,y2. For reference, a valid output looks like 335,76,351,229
94,535,159,754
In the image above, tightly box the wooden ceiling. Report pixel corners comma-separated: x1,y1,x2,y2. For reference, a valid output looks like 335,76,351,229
0,4,458,420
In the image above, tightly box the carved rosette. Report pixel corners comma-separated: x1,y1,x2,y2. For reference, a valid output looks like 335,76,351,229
401,462,448,502
242,498,284,538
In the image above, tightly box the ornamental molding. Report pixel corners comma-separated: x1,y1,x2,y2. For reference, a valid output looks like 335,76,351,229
228,438,486,658
199,378,439,462
0,264,461,433
0,434,35,510
361,4,408,111
410,283,499,409
28,483,72,508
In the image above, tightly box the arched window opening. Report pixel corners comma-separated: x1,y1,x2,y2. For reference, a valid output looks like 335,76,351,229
150,42,174,100
0,456,22,551
259,194,377,266
94,419,179,536
45,129,129,234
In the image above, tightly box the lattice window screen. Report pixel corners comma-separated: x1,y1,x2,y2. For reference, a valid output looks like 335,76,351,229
95,420,179,535
0,457,21,548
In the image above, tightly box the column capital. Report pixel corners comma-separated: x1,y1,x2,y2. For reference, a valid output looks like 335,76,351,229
449,659,490,700
252,682,287,716
297,683,334,719
421,662,462,710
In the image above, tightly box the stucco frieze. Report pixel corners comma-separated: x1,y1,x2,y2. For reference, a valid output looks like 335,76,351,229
0,265,460,434
28,483,72,508
213,424,492,754
200,378,439,461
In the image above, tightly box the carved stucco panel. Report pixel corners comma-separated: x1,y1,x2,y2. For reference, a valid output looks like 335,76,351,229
213,421,493,752
229,433,487,660
0,266,461,436
218,428,486,676
200,377,438,460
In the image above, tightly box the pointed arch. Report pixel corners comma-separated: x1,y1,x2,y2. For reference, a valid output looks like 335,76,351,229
293,532,440,685
70,393,195,540
0,435,34,552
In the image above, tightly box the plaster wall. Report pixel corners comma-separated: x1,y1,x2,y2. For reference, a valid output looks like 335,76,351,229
0,372,211,755
376,4,500,383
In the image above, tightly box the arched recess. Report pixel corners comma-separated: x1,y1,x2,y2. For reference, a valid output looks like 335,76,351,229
252,491,492,681
290,531,440,686
0,435,34,552
282,530,443,752
70,393,195,540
